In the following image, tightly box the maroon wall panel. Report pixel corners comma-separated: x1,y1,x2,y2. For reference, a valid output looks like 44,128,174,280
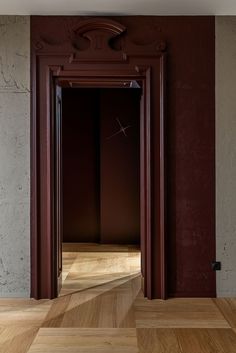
31,16,215,297
100,89,140,244
62,88,100,242
157,17,215,297
114,16,215,297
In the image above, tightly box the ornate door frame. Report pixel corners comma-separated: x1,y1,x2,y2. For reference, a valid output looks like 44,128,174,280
31,17,167,299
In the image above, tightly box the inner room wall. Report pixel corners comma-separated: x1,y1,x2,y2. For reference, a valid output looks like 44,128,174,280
100,89,141,244
62,88,141,245
62,88,100,243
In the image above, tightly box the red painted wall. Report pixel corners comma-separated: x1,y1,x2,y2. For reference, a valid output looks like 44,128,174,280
113,17,215,297
111,16,215,297
32,16,215,297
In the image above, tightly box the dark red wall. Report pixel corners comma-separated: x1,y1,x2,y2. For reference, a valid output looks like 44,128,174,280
32,16,215,297
62,88,140,244
118,17,215,297
110,16,215,297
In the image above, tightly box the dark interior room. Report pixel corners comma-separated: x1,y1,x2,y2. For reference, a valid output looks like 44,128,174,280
62,87,141,245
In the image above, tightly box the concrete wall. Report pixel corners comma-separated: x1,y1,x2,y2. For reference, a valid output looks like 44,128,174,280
0,16,30,297
216,17,236,297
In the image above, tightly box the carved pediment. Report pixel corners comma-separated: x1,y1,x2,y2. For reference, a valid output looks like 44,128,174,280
71,18,127,62
32,17,167,62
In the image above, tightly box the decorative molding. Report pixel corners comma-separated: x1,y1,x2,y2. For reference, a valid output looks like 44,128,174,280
74,18,126,37
32,18,166,61
71,18,127,62
32,18,127,62
31,16,167,300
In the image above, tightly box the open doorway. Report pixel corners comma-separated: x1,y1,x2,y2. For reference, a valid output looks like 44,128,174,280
31,17,166,300
59,86,142,295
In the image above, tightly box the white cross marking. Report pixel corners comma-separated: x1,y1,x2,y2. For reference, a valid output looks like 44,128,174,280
107,118,131,140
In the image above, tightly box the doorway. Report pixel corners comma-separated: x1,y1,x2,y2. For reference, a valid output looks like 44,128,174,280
31,17,166,300
60,86,142,294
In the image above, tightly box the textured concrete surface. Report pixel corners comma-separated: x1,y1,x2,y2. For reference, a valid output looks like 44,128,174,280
216,17,236,297
0,16,30,297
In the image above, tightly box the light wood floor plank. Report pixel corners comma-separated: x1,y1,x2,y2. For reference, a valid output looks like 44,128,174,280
176,328,224,353
135,311,229,328
137,328,181,353
177,328,236,353
42,295,71,327
206,329,236,353
27,328,139,353
0,301,52,327
137,328,236,353
60,277,138,328
135,298,229,328
0,326,39,353
213,298,236,328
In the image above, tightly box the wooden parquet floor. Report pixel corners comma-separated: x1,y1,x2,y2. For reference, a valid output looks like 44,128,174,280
0,243,236,352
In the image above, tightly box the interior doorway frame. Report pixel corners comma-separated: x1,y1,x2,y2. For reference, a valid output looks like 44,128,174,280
31,18,167,300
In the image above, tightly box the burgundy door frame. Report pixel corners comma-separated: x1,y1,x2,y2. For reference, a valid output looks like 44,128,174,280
31,18,167,299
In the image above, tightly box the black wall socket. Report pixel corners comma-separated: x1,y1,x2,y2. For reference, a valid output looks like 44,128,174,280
211,261,221,271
